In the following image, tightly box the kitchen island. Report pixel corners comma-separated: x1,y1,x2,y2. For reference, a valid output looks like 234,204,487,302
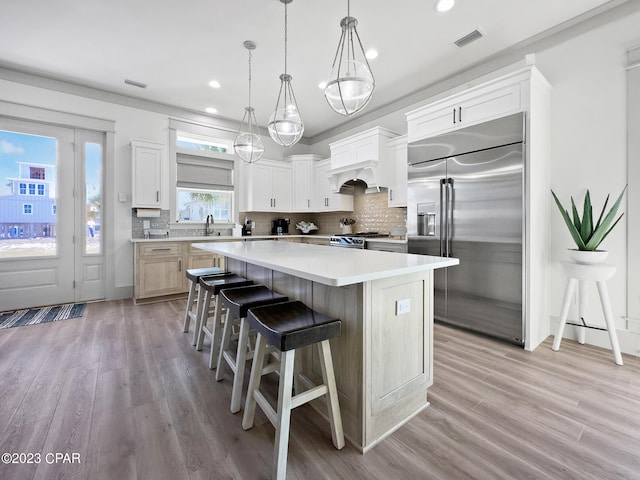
194,240,458,452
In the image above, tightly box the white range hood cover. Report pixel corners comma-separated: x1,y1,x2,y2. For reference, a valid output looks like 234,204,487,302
327,160,386,193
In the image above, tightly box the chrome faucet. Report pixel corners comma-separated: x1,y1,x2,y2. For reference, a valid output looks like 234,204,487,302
205,214,214,236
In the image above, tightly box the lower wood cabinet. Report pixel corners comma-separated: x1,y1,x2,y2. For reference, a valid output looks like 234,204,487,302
134,241,225,303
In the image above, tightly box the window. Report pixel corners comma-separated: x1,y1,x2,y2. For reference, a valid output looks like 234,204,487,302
19,183,26,194
177,134,228,153
30,167,45,179
37,184,45,196
28,183,35,195
177,188,232,223
23,204,32,214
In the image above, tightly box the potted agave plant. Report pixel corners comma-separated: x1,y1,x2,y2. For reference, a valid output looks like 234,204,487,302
551,186,627,264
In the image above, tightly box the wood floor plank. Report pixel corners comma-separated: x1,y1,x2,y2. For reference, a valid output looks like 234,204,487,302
86,367,137,480
131,397,190,480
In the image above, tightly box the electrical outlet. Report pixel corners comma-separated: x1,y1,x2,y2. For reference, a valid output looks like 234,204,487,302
396,298,411,315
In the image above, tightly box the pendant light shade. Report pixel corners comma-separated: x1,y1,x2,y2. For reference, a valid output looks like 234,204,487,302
324,3,375,116
234,41,264,164
268,0,304,147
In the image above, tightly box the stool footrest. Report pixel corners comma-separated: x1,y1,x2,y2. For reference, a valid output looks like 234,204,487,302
566,321,608,331
254,390,277,426
291,384,328,409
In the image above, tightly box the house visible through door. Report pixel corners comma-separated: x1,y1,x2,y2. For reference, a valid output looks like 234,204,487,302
0,118,105,310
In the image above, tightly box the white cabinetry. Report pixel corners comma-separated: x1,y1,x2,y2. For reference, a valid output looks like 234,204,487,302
290,155,316,212
406,78,522,141
240,159,292,212
387,135,408,207
131,140,163,208
313,159,353,211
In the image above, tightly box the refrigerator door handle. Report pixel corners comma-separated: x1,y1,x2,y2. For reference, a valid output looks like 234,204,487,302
446,178,454,256
439,178,446,256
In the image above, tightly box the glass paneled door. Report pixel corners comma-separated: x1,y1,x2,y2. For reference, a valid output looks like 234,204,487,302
0,118,105,310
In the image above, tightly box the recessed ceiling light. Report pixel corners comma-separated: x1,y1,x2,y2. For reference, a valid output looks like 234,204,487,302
208,80,221,88
434,0,455,13
365,49,378,60
318,81,327,89
205,107,218,114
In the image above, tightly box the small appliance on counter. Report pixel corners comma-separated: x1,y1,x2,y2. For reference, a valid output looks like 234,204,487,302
242,218,254,236
271,218,289,235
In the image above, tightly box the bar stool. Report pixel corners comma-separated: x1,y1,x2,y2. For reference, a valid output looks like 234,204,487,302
216,285,288,413
552,262,623,365
182,267,224,335
242,300,344,480
195,274,254,367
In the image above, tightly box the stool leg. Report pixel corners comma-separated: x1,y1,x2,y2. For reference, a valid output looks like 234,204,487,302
192,285,207,346
215,313,236,381
553,278,576,352
208,294,224,370
596,281,624,366
182,280,197,333
196,290,212,351
230,317,251,413
577,280,587,345
243,333,267,430
317,340,345,450
273,349,295,480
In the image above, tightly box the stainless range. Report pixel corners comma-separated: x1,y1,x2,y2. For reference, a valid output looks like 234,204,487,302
329,232,388,249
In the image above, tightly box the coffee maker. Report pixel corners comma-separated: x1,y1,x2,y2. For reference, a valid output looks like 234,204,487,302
271,218,289,235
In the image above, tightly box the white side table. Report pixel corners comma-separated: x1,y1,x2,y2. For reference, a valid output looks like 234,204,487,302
552,262,623,365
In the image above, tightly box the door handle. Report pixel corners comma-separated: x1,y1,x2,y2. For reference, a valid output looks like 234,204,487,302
439,178,445,256
446,178,454,257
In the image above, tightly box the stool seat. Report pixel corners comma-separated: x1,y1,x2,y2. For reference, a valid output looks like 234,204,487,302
186,266,224,283
199,273,254,295
248,301,341,352
220,285,288,319
182,266,226,335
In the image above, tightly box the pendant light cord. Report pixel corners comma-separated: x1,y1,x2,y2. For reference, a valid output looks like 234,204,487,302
284,1,288,75
248,48,253,110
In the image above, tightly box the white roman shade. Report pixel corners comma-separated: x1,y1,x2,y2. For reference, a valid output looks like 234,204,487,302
176,152,234,191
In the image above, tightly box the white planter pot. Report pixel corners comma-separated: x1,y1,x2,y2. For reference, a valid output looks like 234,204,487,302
568,249,609,264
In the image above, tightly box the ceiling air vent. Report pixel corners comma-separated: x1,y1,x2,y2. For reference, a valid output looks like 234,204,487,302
124,78,147,89
454,29,484,48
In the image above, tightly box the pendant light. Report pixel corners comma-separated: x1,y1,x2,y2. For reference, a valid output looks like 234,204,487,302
234,41,265,164
268,0,304,147
324,0,375,116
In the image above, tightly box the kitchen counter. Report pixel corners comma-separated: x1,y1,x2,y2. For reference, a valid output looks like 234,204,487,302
194,240,457,452
194,240,454,287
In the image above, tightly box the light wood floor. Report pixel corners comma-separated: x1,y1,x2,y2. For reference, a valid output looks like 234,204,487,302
1,299,639,480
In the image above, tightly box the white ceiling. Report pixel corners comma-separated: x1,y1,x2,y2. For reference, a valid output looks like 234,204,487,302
0,0,619,138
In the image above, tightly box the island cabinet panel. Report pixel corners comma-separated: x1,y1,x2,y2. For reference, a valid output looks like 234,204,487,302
365,272,432,446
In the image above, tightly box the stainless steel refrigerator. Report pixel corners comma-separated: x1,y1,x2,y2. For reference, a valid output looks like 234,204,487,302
407,113,525,345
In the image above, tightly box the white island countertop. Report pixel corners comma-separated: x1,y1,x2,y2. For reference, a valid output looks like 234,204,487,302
194,240,458,287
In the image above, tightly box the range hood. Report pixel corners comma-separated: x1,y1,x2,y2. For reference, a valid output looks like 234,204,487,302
328,160,388,195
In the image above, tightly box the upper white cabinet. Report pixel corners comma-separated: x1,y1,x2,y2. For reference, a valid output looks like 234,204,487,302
387,135,408,207
290,155,316,212
239,159,292,212
406,76,522,142
313,159,354,212
131,139,163,208
329,127,399,170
